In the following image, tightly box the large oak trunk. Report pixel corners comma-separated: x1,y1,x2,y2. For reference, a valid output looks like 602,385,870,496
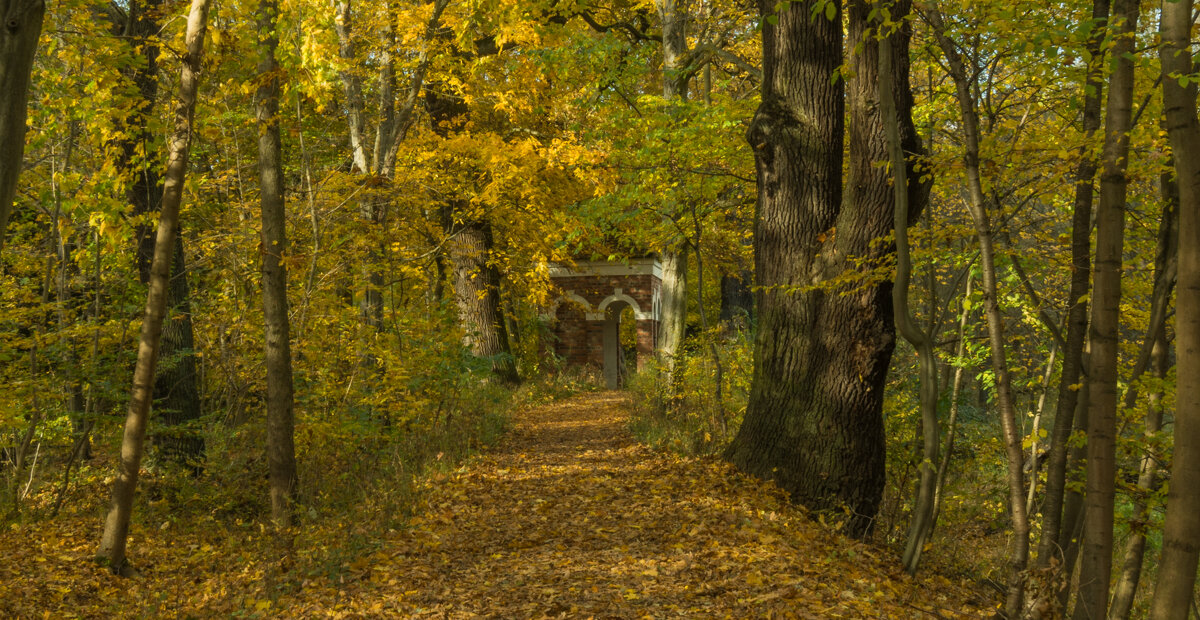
726,0,923,539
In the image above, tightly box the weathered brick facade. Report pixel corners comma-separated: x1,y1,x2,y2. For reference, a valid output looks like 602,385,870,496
545,259,662,387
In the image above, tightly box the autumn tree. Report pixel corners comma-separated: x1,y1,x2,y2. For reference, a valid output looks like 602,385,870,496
1036,0,1108,580
652,0,689,372
98,0,212,573
879,7,938,574
255,0,298,526
1149,0,1200,615
925,4,1032,613
423,81,521,383
726,0,926,538
108,0,205,468
332,0,446,330
0,0,45,251
1074,2,1140,617
1110,160,1178,620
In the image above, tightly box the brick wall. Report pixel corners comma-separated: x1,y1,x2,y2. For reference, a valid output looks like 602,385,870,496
547,273,661,375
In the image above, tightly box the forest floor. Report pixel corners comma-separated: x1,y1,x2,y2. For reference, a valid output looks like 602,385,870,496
1,391,996,618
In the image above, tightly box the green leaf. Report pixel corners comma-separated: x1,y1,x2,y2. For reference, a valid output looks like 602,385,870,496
824,1,836,21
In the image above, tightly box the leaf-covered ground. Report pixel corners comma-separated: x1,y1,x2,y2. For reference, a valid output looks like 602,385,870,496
1,392,995,618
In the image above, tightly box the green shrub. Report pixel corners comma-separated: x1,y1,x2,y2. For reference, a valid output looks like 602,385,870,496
627,327,752,456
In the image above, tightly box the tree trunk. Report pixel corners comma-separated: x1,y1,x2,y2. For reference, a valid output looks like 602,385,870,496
1108,169,1178,620
335,0,444,333
726,0,923,539
256,0,298,526
654,0,689,372
152,233,204,467
333,0,369,175
424,83,518,384
450,217,519,384
97,0,211,574
358,4,395,331
1027,343,1059,518
727,0,855,528
1058,376,1090,609
927,6,1030,614
881,18,939,574
719,271,753,327
657,248,687,368
1149,0,1200,615
0,0,45,252
48,122,90,460
932,274,973,533
655,0,687,100
1038,0,1108,573
1075,1,1139,616
112,0,204,469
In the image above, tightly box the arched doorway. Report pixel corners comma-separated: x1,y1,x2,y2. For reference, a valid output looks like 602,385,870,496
544,258,662,386
602,302,638,388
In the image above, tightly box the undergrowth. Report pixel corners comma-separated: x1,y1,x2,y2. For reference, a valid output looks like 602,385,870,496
0,365,595,617
623,328,1022,596
626,328,752,456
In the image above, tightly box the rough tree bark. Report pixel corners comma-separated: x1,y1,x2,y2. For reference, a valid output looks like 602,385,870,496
725,0,925,539
97,0,211,574
719,270,753,327
256,0,298,526
1149,0,1200,615
424,84,520,383
654,0,689,371
1075,1,1139,617
0,0,45,252
450,218,519,383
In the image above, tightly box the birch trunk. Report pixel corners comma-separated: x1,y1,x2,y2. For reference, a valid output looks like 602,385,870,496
654,0,689,371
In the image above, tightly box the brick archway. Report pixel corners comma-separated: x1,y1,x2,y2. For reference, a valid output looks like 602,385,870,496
545,258,661,388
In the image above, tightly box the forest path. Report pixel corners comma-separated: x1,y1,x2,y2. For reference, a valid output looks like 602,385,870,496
285,391,988,618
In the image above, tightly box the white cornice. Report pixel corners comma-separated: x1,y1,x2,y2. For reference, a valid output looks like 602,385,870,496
547,258,662,280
